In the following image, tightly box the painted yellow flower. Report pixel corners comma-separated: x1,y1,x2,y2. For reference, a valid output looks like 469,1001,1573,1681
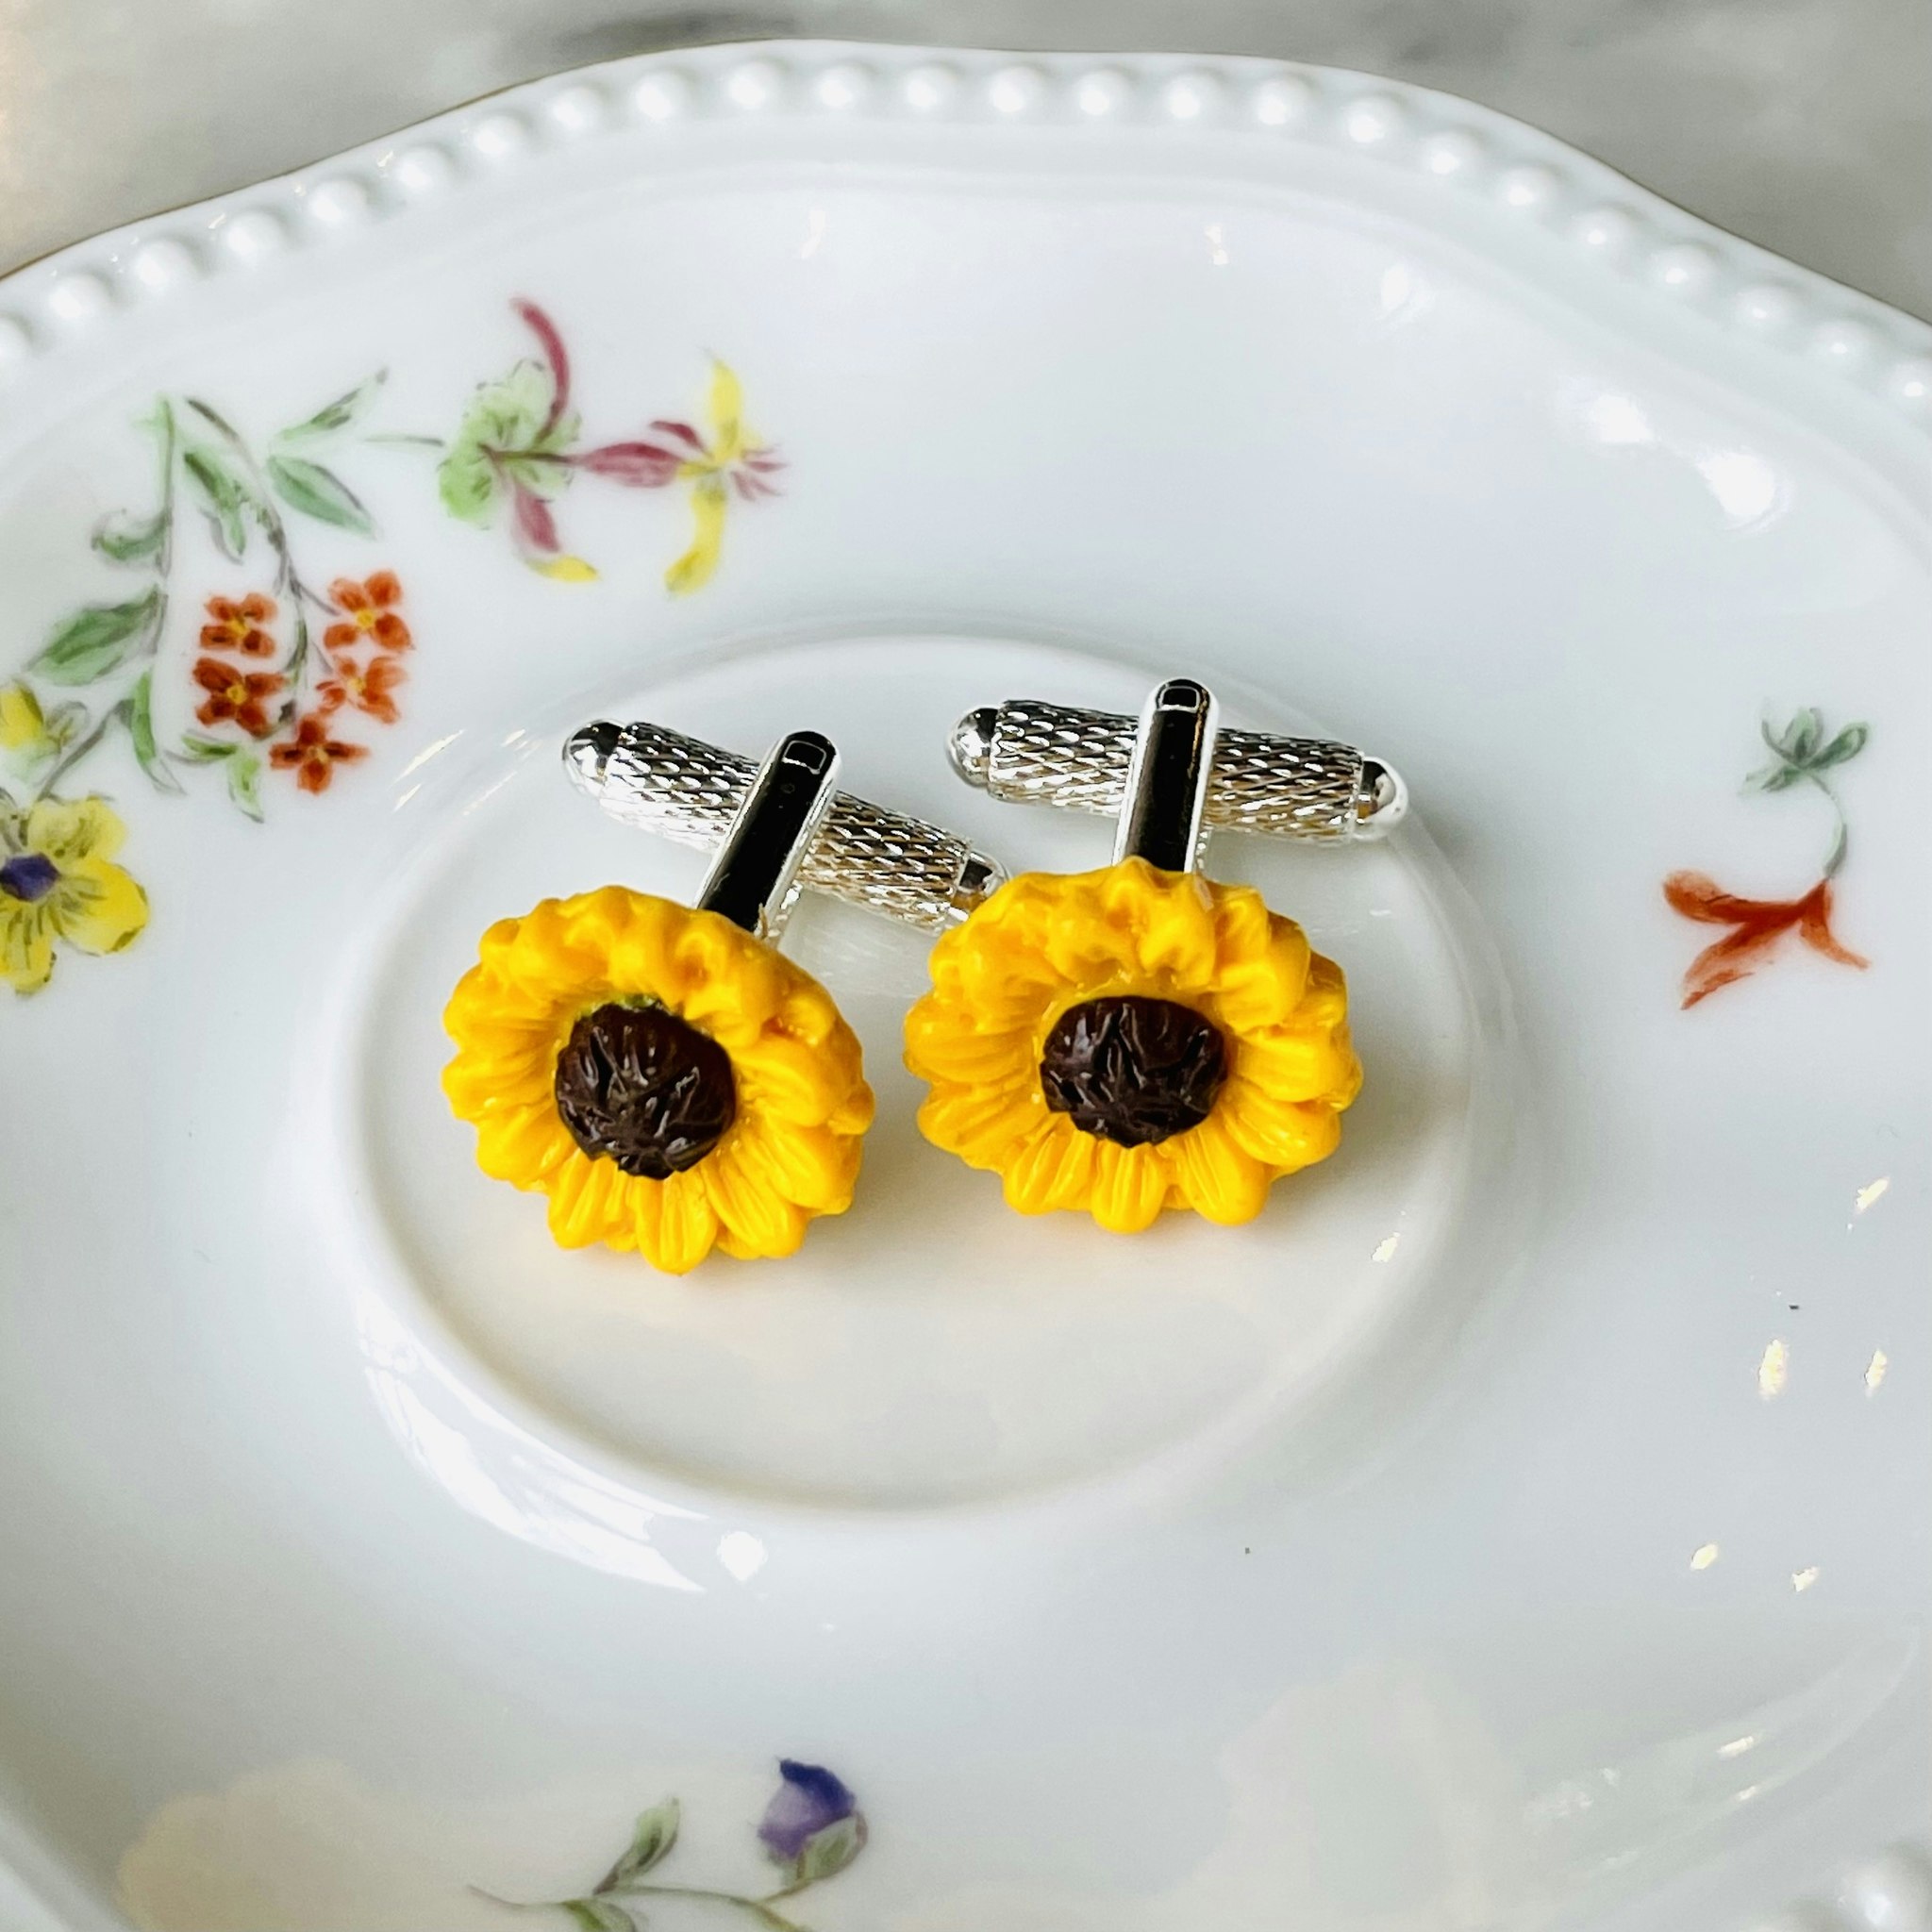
0,682,70,774
442,887,874,1273
665,361,786,597
904,858,1361,1232
0,796,150,995
0,683,49,758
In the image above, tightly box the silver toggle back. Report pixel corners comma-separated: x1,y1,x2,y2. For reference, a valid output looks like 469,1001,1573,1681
1116,678,1219,872
565,719,1008,936
695,730,840,941
950,693,1407,842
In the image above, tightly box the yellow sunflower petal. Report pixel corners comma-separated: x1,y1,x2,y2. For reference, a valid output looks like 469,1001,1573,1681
824,1081,875,1137
732,1117,863,1214
51,858,147,958
1298,951,1352,1029
1167,1114,1273,1224
1218,1079,1344,1174
918,1081,1045,1169
1109,860,1220,985
441,1024,563,1112
1208,880,1277,968
704,1141,810,1260
1208,925,1314,1033
903,999,1039,1087
543,1152,610,1248
734,1025,869,1127
1000,1115,1100,1216
1234,1024,1357,1106
1088,1141,1173,1233
644,1169,722,1274
672,920,783,1041
476,1100,578,1187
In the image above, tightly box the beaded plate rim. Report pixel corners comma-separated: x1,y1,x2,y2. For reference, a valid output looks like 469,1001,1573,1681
0,42,1928,433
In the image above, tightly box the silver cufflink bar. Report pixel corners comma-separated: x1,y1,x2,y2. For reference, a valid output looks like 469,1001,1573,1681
564,718,1008,937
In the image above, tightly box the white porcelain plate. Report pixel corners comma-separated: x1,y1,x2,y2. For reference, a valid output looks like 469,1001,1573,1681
1,42,1928,1932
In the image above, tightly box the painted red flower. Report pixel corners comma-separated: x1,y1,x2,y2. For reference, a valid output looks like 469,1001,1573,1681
324,572,409,653
1663,873,1867,1008
200,592,277,657
317,650,406,725
270,713,368,794
192,656,285,736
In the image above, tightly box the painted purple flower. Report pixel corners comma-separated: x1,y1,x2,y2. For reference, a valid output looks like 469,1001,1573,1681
758,1761,860,1864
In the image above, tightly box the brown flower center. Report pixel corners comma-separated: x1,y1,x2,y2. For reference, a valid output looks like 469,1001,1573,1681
1039,995,1229,1147
554,1002,736,1179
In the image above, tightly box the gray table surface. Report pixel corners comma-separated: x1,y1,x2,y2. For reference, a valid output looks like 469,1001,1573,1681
1,0,1928,318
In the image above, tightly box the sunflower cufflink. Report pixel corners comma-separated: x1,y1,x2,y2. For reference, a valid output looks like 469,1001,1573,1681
441,719,1006,1274
905,679,1407,1233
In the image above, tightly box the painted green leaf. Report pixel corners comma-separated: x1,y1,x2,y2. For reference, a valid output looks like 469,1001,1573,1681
1811,722,1869,769
225,750,264,822
181,447,255,559
1782,708,1824,762
438,359,568,523
561,1900,638,1932
267,454,375,533
178,732,240,763
599,1799,679,1891
791,1814,866,1884
184,397,243,440
29,587,160,684
273,371,387,444
92,508,168,564
118,671,184,794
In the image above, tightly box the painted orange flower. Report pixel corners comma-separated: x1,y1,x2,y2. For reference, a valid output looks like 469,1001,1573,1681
324,572,409,653
192,656,285,736
1664,708,1870,1008
1663,874,1865,1008
200,592,277,658
317,649,406,724
270,713,368,794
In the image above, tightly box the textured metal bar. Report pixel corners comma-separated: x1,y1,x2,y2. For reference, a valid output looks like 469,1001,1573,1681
949,698,1406,841
564,720,1007,935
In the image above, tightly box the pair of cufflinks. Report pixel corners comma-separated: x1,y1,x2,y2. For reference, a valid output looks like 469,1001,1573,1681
442,680,1406,1274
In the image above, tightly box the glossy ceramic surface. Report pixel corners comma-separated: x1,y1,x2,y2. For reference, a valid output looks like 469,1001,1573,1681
0,42,1927,1932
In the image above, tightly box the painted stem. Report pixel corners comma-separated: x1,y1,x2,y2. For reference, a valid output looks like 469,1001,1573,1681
25,402,178,808
616,1884,808,1930
184,398,333,719
1804,769,1850,878
28,714,112,805
471,1880,809,1932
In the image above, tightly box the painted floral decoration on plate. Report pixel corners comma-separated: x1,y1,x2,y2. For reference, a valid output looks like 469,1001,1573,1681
441,887,874,1273
475,1759,866,1931
3,298,784,997
1664,707,1869,1008
0,379,408,992
435,299,785,591
905,857,1361,1231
